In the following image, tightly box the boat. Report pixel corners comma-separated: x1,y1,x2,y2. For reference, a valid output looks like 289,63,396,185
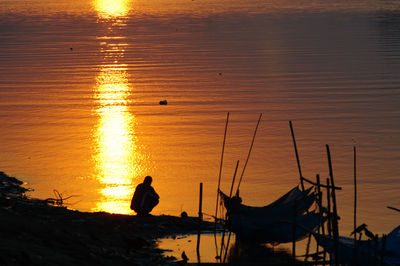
314,225,400,265
219,185,326,244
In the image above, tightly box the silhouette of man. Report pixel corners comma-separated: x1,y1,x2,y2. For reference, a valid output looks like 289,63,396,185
130,176,159,216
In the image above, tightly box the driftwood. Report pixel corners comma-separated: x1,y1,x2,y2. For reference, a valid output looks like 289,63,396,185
45,189,78,207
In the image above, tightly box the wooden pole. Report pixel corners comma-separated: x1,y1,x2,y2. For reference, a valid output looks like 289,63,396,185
236,113,262,194
326,145,339,266
289,120,305,191
197,182,203,261
353,146,358,265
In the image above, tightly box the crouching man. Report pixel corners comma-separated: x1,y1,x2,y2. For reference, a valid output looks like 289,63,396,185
130,176,159,216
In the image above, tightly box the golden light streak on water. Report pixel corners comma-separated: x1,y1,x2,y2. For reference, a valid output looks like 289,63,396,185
94,0,131,18
92,0,143,214
93,64,143,214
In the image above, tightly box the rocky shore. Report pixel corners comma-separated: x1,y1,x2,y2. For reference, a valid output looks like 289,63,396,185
0,172,214,265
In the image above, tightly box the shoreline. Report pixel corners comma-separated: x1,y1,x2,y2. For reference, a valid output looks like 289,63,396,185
0,172,214,265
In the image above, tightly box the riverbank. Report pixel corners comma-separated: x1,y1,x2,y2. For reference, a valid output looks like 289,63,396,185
0,172,214,265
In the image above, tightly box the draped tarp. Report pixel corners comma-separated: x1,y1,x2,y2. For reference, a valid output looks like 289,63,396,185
220,186,325,243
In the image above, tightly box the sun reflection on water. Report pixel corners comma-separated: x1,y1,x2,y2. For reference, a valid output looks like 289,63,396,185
93,0,142,214
94,0,131,18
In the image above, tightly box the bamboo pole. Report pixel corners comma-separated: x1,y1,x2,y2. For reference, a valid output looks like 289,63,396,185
316,174,326,264
215,112,229,221
353,146,358,265
235,113,262,194
221,161,240,263
374,234,379,265
292,199,297,263
197,182,203,261
199,183,203,221
326,178,332,237
326,145,339,266
222,161,240,263
214,112,229,258
305,224,312,262
301,176,342,190
387,206,400,213
289,120,305,191
229,160,240,198
381,234,387,266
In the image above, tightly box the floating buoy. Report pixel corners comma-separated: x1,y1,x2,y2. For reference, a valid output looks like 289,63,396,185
159,100,168,105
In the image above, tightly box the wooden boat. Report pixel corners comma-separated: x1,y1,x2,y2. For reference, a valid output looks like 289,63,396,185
314,226,400,265
219,186,326,244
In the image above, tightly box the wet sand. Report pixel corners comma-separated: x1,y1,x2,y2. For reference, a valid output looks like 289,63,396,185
0,172,214,265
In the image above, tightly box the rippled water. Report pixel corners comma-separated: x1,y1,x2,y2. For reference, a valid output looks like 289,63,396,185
0,0,399,234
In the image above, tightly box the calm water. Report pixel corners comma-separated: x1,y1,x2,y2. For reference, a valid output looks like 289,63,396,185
0,0,399,234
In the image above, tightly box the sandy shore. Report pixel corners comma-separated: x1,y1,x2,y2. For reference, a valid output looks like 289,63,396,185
0,172,214,265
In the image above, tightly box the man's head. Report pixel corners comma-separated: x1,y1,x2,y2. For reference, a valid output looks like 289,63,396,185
144,175,152,185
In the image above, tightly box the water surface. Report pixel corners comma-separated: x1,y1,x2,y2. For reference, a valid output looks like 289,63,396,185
0,0,399,234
